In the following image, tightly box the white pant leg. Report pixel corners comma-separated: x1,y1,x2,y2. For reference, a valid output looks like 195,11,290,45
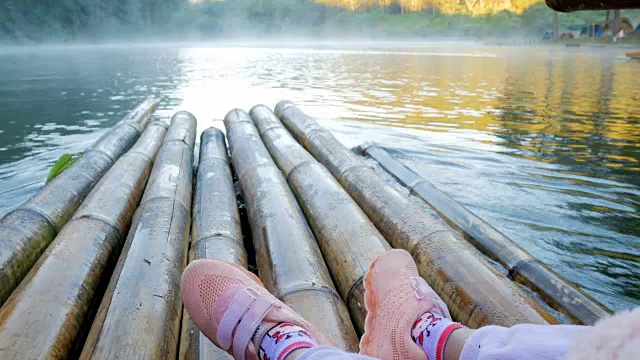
296,346,380,360
460,324,588,360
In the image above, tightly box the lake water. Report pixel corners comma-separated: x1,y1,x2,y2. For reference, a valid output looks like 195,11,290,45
0,43,637,312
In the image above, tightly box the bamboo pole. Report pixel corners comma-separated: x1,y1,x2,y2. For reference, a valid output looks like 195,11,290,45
275,101,559,328
0,98,159,306
224,109,359,351
359,143,612,325
192,128,247,267
250,105,391,333
178,128,242,360
0,120,167,359
80,111,197,359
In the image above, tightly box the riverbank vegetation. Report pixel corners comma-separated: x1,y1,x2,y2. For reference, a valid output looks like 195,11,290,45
1,0,639,42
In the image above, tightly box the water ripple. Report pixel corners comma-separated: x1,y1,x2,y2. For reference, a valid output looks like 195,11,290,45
0,44,637,311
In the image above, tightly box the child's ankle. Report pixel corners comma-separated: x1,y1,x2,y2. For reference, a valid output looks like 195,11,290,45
411,311,466,360
255,322,318,360
443,327,475,360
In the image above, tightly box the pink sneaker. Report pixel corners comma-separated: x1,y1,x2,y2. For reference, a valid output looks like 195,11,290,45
180,259,335,360
360,249,452,360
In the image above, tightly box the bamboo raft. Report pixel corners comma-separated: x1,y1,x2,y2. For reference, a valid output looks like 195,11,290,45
0,99,612,359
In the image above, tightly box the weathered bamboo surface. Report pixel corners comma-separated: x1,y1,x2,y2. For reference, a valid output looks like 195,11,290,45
0,98,159,306
275,101,559,328
360,143,612,325
250,105,391,333
179,128,241,360
80,112,196,359
224,109,359,351
0,120,167,359
192,128,247,267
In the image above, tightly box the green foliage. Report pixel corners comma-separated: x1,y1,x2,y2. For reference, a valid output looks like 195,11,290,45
323,5,640,38
1,0,638,42
0,0,184,42
46,152,82,184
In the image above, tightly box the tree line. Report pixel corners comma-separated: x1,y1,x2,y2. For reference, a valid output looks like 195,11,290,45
1,0,183,41
318,0,541,14
1,0,614,43
0,0,343,41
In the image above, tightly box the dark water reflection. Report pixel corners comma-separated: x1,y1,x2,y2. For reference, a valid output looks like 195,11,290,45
0,44,637,312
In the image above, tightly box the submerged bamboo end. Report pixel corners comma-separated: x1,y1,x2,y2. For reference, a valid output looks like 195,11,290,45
166,111,197,149
250,105,285,134
223,109,253,131
120,98,160,130
274,100,296,118
200,128,229,163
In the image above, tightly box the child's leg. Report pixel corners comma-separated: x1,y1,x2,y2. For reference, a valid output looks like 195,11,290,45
459,324,587,360
180,250,638,360
294,346,379,360
359,249,590,360
361,249,639,360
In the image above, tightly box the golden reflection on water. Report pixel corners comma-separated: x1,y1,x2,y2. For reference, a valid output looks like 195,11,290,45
0,44,637,311
166,46,639,311
265,47,640,176
228,48,640,184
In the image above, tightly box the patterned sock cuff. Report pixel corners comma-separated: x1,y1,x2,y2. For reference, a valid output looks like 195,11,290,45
259,323,318,360
411,312,466,360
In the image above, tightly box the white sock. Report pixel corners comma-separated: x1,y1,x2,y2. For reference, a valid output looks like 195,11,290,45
259,322,318,360
411,311,466,360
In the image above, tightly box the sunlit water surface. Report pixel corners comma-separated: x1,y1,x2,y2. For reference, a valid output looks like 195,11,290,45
0,44,638,312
